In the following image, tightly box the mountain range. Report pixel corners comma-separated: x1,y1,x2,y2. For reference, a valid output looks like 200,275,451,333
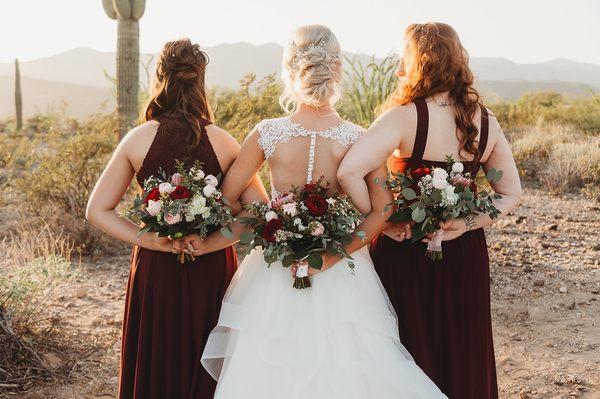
1,43,599,118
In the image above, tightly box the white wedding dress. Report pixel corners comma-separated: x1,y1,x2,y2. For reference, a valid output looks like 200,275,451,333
201,117,447,398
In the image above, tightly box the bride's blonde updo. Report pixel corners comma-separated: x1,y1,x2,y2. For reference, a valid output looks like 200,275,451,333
280,24,342,112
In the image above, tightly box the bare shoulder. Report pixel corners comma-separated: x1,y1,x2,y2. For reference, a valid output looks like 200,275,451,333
121,120,160,149
372,103,417,130
205,124,241,172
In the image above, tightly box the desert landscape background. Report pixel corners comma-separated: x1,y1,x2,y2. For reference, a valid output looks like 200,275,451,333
1,1,600,398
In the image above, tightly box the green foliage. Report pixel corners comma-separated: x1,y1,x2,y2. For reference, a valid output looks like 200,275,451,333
14,59,22,131
213,73,285,142
490,91,600,133
9,112,122,253
339,55,398,127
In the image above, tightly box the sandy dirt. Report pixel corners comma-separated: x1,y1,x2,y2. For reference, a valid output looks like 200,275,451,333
13,187,600,399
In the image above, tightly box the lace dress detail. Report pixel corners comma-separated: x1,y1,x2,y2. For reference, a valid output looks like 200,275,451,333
256,116,364,184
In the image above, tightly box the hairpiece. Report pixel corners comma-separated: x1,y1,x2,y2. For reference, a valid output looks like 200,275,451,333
289,40,328,73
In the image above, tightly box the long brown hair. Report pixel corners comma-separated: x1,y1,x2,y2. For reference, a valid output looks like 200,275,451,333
383,23,482,161
144,38,213,147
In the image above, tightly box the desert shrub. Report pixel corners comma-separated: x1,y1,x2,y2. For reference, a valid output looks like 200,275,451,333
490,92,600,133
0,223,78,394
9,112,122,254
213,73,284,142
511,125,600,198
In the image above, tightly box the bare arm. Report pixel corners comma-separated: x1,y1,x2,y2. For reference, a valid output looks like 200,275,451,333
85,127,173,252
433,119,522,241
310,165,394,273
465,124,522,229
184,127,269,254
338,108,405,214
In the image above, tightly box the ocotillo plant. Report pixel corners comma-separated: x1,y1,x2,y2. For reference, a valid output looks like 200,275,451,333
342,55,398,127
102,0,146,139
15,58,22,131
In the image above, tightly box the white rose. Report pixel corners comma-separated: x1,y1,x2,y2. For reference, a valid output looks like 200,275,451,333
204,174,219,187
282,202,297,217
432,177,448,190
293,217,306,231
203,184,217,197
451,162,464,173
192,168,205,181
265,210,279,221
432,167,448,181
158,182,174,194
146,199,162,217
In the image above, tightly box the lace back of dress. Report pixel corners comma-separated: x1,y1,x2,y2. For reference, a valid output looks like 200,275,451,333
257,117,364,189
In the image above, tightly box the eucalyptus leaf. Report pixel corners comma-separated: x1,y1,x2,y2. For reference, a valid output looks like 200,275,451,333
307,252,323,270
239,231,255,245
411,207,426,223
402,188,417,201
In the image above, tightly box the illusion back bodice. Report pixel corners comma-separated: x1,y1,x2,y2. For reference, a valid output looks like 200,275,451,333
256,116,364,194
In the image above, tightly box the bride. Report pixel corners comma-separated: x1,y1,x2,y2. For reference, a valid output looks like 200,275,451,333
184,25,447,398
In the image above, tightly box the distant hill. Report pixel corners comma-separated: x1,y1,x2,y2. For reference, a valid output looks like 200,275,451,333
1,44,599,117
0,75,113,118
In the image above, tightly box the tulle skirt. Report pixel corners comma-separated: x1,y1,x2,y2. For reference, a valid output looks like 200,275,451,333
201,247,447,398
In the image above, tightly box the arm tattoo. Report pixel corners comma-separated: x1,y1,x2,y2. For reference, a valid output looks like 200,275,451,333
464,214,477,231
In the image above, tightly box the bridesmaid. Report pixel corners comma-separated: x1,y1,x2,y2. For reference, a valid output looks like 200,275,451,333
338,23,522,398
86,39,267,399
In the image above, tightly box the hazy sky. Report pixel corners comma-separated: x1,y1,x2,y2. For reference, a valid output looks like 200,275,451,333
2,0,599,64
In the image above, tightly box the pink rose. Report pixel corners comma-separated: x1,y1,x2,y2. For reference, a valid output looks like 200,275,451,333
270,193,294,210
164,212,182,225
171,173,183,186
311,221,325,236
451,175,473,188
147,199,162,217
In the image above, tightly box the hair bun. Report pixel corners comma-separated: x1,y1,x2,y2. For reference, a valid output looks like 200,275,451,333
280,25,342,112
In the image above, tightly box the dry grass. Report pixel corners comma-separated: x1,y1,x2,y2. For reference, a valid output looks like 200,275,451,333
0,223,82,396
510,125,600,198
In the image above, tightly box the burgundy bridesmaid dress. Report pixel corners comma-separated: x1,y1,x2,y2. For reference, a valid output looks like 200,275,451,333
119,115,237,399
371,99,498,398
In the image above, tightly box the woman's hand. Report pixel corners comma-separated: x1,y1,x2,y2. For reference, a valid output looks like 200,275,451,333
180,234,208,257
422,219,467,243
383,222,413,242
152,235,179,253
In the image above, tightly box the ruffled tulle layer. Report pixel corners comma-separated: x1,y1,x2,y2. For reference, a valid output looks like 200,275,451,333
201,247,447,399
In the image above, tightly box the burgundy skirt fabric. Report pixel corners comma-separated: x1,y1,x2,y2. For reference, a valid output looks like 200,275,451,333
118,246,237,399
370,230,498,398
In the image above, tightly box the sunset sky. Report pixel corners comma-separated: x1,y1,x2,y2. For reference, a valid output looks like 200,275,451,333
2,0,599,64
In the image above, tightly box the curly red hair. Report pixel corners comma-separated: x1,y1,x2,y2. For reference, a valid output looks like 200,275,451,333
383,23,483,161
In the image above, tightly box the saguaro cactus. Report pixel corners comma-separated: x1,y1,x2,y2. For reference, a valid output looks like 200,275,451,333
15,59,22,131
102,0,146,139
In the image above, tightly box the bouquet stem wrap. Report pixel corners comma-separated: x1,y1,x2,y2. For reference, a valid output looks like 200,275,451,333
293,263,311,289
426,229,444,260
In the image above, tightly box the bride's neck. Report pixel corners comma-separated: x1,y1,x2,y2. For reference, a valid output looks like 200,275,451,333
294,103,338,118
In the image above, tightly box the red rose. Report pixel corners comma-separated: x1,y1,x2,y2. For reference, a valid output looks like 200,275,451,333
304,194,329,216
170,185,191,200
304,183,317,192
144,187,160,204
410,167,431,179
262,218,283,242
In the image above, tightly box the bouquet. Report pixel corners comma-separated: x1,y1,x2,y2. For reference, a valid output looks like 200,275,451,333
127,161,234,263
239,177,364,289
387,156,503,260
